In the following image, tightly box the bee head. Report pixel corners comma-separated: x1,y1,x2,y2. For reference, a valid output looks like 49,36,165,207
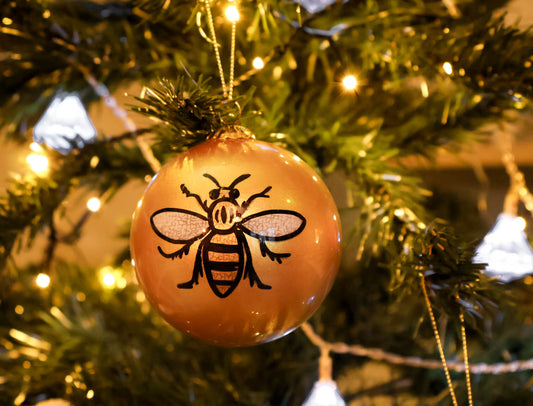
204,173,250,201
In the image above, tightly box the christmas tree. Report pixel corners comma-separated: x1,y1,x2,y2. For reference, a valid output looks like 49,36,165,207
1,0,533,404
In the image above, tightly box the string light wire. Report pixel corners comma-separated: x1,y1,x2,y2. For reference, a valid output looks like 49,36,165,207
68,57,161,173
301,322,533,374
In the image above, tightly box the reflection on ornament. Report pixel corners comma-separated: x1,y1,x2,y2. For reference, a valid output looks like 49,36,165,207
473,213,533,282
33,93,96,154
302,380,346,406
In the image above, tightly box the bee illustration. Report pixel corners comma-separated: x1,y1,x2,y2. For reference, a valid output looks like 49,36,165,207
150,173,306,298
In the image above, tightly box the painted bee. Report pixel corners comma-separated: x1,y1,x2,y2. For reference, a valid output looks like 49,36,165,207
150,173,306,298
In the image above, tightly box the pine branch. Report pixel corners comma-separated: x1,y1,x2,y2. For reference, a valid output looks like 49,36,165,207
130,77,251,151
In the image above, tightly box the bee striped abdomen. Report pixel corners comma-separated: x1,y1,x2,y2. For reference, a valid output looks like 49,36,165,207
203,233,243,298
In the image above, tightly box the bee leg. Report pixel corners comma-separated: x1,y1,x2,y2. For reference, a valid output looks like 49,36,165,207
243,241,271,289
177,244,204,289
242,186,272,210
180,184,208,211
157,244,192,259
259,241,291,264
245,261,272,289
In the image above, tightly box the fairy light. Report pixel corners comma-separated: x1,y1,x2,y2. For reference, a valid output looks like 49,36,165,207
35,273,50,288
29,142,42,152
420,80,429,98
252,57,265,70
26,153,49,175
86,197,101,212
225,5,240,22
443,61,453,75
342,74,358,91
102,272,116,287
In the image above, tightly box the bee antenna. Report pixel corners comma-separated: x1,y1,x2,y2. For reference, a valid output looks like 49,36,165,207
203,173,221,187
229,174,251,189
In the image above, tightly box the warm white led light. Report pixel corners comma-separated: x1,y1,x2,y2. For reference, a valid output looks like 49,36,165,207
443,61,453,75
102,272,116,287
252,57,265,70
26,154,49,175
86,197,101,212
30,142,42,152
35,273,51,288
225,5,240,22
420,80,429,98
342,75,358,90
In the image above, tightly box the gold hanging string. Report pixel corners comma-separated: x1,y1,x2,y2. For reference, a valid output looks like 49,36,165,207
420,275,459,406
459,311,474,406
228,16,237,100
202,0,228,97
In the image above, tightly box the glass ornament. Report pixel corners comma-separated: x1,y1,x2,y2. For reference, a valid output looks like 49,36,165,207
130,129,342,346
473,213,533,282
33,93,96,154
302,380,346,406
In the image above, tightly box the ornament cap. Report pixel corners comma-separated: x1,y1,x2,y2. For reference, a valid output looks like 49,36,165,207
211,125,255,140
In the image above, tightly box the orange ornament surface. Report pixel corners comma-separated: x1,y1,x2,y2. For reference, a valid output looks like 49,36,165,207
130,134,342,346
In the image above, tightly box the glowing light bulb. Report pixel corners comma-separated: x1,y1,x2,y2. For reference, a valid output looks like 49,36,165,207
35,273,51,288
252,57,265,69
302,380,346,406
29,142,42,152
342,75,358,91
102,272,116,287
443,62,453,75
225,5,240,22
26,154,49,175
420,80,429,98
473,213,533,282
87,197,101,212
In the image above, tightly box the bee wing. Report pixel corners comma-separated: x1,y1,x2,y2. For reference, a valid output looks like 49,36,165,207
241,209,306,241
151,208,209,243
